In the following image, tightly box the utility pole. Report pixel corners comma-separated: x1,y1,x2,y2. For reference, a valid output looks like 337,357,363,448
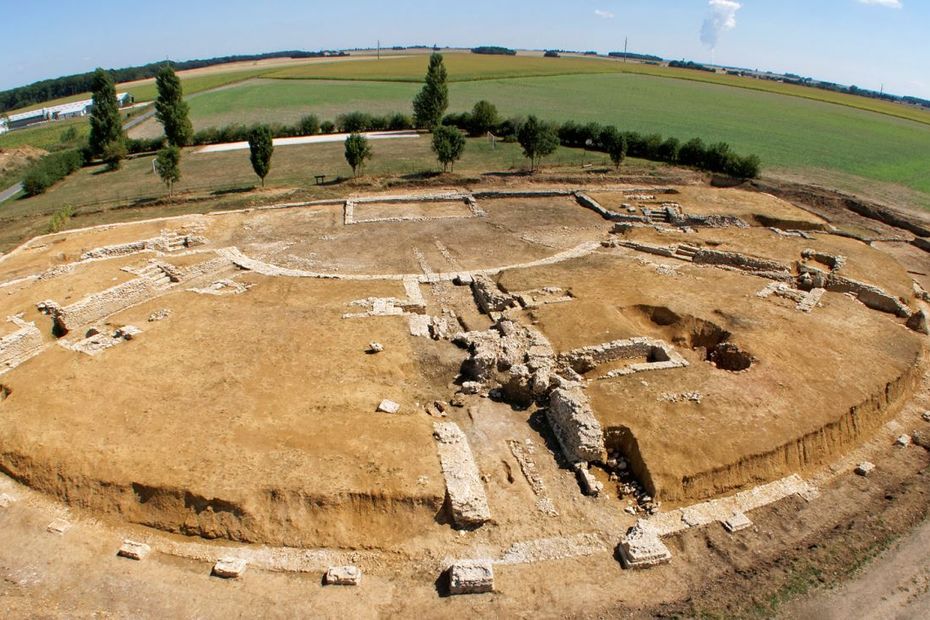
624,36,628,63
377,40,381,60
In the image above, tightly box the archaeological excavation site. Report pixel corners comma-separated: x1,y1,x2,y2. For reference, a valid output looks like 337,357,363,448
2,182,930,616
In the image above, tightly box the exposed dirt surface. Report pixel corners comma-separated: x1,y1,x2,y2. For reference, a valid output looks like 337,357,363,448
0,146,46,174
1,182,929,617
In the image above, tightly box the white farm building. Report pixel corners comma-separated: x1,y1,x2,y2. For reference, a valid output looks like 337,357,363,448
0,92,134,134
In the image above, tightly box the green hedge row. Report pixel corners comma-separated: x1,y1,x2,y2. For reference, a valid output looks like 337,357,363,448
22,149,85,196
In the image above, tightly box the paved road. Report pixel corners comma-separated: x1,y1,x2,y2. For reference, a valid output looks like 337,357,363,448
0,182,23,204
194,130,421,154
124,106,155,131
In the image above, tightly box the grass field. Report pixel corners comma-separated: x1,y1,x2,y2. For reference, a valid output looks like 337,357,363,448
125,73,930,207
0,137,625,251
267,54,930,126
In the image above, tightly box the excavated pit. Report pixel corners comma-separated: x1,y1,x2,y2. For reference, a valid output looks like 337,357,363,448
632,305,754,371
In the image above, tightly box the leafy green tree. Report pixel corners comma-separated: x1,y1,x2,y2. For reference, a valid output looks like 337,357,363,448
344,132,372,177
155,145,182,195
412,53,448,130
88,68,126,168
248,125,274,186
599,126,627,170
431,125,466,172
155,64,193,146
469,100,499,136
517,116,559,172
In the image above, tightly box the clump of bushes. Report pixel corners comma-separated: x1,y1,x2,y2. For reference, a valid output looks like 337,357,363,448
22,149,85,196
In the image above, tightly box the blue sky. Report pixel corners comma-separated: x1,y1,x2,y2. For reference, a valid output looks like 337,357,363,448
1,0,927,98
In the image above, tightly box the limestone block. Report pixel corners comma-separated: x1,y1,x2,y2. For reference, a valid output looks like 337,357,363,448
408,314,431,338
574,462,603,497
377,399,400,414
47,519,71,535
546,388,605,463
213,557,247,578
367,342,384,354
855,462,875,476
433,422,491,527
325,565,362,586
118,540,152,560
896,434,911,447
723,512,752,533
617,521,672,569
448,560,494,595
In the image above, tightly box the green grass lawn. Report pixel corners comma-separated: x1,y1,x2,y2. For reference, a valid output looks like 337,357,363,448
127,73,930,207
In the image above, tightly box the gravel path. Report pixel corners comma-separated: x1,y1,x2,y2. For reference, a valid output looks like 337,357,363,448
193,130,420,154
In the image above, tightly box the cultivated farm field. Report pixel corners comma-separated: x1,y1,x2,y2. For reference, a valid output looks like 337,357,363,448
127,71,930,209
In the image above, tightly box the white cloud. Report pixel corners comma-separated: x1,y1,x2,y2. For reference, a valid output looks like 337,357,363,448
594,9,615,19
701,0,742,50
858,0,902,7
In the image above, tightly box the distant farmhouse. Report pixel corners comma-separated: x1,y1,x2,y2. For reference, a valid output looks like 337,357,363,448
0,92,133,134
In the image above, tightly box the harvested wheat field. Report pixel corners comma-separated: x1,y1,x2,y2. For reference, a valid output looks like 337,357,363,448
1,183,929,616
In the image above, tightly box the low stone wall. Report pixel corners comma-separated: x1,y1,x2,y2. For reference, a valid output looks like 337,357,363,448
559,337,688,378
0,322,43,374
53,278,161,333
470,275,518,314
692,249,790,275
546,387,606,463
433,422,491,527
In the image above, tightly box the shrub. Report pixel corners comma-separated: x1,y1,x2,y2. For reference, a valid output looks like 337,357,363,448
297,115,321,136
431,125,466,172
678,137,706,167
22,149,84,196
127,136,166,154
321,120,336,134
387,113,413,130
658,137,681,163
47,205,75,233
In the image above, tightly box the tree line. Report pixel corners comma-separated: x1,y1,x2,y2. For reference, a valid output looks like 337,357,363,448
0,50,345,113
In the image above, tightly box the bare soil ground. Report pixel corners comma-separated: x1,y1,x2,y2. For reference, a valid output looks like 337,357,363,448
1,183,929,617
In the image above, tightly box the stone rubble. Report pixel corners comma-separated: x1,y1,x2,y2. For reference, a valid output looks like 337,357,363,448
324,565,362,586
366,342,384,354
433,422,491,527
147,308,171,322
46,519,72,535
855,462,876,476
617,520,672,569
212,557,248,579
376,399,400,414
118,540,152,561
448,560,494,595
0,493,15,508
896,434,911,447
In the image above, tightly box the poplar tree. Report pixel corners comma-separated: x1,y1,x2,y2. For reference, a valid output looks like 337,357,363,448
412,53,449,130
155,64,193,146
88,68,126,169
248,125,274,186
